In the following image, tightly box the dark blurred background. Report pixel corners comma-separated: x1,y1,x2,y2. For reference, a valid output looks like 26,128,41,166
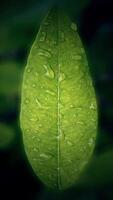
0,0,113,199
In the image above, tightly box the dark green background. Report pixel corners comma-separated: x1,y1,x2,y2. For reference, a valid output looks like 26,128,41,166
0,0,113,199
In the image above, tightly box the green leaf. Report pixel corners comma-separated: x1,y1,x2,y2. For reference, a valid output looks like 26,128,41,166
20,8,98,190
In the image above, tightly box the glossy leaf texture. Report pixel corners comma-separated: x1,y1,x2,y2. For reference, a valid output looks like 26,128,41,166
20,8,98,190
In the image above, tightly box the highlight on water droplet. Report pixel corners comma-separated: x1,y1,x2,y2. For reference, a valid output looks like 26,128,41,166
26,67,32,73
90,103,96,110
66,141,73,146
43,64,55,79
76,121,84,125
40,153,49,159
25,98,30,104
70,104,74,108
35,98,42,107
46,89,55,96
32,83,36,88
33,158,37,161
33,147,39,152
30,117,38,122
38,49,52,58
59,72,65,82
88,138,94,147
32,135,37,139
72,55,82,60
39,124,42,128
35,72,39,77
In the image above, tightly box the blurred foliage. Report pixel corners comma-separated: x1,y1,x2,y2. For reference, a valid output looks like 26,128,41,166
78,150,113,187
0,25,35,53
0,0,113,199
0,123,15,150
0,61,23,95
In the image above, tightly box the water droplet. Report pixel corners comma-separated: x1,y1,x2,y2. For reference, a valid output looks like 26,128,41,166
76,121,84,125
90,103,96,110
88,138,94,147
35,72,39,77
25,98,30,104
39,124,42,128
71,23,77,31
70,104,74,108
32,135,36,139
59,72,65,82
67,141,73,146
67,159,72,164
40,153,49,159
25,129,30,134
76,107,82,111
72,55,82,60
59,101,64,109
34,128,39,133
35,98,42,107
32,83,36,88
26,67,32,73
33,147,39,152
46,90,55,96
40,86,44,90
56,135,60,140
45,97,48,101
91,118,96,123
56,130,64,140
43,65,55,79
30,117,38,122
39,32,46,42
38,49,52,58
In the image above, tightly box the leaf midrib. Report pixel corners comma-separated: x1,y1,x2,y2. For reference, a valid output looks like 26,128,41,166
57,9,61,190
